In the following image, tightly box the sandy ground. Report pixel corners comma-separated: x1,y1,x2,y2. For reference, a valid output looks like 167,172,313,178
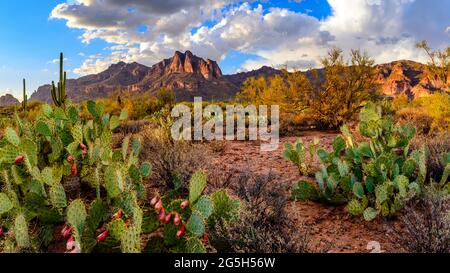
207,131,400,253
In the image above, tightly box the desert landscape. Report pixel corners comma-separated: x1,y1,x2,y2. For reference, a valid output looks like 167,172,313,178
0,0,449,255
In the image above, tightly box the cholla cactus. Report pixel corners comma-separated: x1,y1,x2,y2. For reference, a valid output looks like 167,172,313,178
0,97,151,253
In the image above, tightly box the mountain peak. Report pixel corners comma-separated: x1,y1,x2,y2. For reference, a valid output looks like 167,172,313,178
163,50,222,80
0,94,20,107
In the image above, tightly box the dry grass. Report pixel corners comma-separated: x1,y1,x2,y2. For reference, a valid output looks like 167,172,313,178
391,187,450,253
396,107,434,135
410,133,450,182
208,170,312,253
137,123,208,191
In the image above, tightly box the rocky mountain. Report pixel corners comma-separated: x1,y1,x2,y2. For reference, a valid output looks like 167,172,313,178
224,66,281,87
0,94,19,107
27,51,445,104
375,60,443,98
30,50,237,102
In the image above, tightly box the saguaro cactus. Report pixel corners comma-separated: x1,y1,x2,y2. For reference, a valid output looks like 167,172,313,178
22,78,27,113
51,52,67,107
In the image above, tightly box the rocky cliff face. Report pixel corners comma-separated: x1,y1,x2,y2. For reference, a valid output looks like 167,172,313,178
375,60,444,98
30,51,233,102
0,94,19,107
27,51,446,104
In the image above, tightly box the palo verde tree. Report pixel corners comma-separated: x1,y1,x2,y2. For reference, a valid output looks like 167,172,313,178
416,40,450,92
304,48,380,129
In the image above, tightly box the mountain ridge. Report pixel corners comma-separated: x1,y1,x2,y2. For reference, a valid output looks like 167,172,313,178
0,51,442,107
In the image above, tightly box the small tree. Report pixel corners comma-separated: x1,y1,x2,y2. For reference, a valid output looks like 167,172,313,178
156,87,176,108
416,40,450,92
304,48,380,129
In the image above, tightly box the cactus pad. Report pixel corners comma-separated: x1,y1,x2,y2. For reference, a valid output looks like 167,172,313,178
67,199,87,239
193,196,213,219
0,193,14,215
363,207,378,221
189,171,207,204
186,211,205,237
14,213,30,248
49,183,67,209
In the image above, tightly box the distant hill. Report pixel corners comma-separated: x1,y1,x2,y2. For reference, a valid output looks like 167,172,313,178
30,51,238,102
0,94,19,107
23,51,447,103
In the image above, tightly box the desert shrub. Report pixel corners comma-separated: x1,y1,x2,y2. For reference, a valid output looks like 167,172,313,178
209,171,311,253
410,133,450,182
156,87,176,108
396,107,434,135
391,94,410,111
138,119,207,191
414,92,450,132
114,120,150,135
209,140,227,154
292,102,428,220
395,92,450,134
392,185,450,253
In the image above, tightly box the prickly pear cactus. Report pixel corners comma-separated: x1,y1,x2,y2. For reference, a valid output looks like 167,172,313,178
284,138,320,176
144,170,240,253
292,102,434,221
0,95,152,253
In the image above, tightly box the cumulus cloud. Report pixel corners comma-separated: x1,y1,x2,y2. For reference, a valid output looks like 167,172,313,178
51,0,450,75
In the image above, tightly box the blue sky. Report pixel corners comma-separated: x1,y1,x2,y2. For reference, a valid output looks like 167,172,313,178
0,0,449,99
0,1,107,97
0,0,332,98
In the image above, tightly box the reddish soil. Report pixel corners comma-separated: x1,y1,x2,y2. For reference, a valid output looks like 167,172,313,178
207,131,400,253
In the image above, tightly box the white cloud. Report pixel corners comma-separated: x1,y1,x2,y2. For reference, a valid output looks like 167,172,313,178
50,0,450,75
47,58,69,65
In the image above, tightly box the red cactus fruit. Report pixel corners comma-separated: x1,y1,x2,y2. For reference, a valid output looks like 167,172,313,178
79,143,87,150
150,196,159,207
113,209,123,220
159,208,166,222
176,224,186,239
61,224,70,236
67,155,75,163
0,227,4,237
203,233,209,245
63,226,73,239
15,155,25,164
173,213,181,226
180,200,190,209
96,230,109,242
71,164,77,176
164,213,172,225
154,200,163,212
